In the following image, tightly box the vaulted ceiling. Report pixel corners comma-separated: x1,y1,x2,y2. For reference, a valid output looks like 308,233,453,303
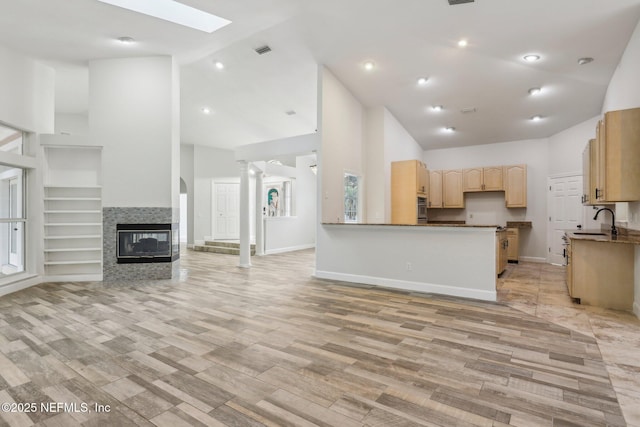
1,0,640,150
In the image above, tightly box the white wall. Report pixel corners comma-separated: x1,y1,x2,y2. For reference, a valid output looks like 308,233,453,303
180,144,195,245
0,45,54,134
320,67,365,223
89,56,179,209
599,17,640,316
424,138,549,260
548,115,600,176
264,155,317,253
191,144,239,243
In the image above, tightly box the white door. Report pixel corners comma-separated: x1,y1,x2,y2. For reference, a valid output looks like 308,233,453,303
8,177,22,269
547,175,583,265
213,182,239,240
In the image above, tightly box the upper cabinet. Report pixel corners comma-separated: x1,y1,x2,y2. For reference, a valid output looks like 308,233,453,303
429,170,443,208
594,108,640,202
582,139,594,205
443,169,464,208
504,165,527,208
463,166,503,192
391,160,429,224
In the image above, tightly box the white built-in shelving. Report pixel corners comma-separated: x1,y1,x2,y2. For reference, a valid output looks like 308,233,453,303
43,146,103,281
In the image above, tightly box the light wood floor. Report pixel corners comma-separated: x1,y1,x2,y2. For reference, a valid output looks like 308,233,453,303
0,249,637,426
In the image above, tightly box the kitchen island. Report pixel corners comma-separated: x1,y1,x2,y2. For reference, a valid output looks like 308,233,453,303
315,223,500,301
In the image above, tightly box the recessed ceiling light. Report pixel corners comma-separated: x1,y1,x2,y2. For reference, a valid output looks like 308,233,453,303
432,105,443,111
116,36,135,44
417,77,429,86
457,39,468,48
523,54,541,62
363,61,375,71
214,61,224,70
201,107,212,114
528,87,542,96
97,0,231,33
578,57,594,65
530,115,543,121
444,127,456,133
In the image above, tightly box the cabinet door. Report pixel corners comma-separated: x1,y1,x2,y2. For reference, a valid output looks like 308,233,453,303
429,170,443,208
417,161,428,195
566,240,573,297
391,160,418,224
443,169,464,208
603,108,640,202
504,165,527,208
463,168,483,192
582,140,592,205
595,120,606,203
483,167,503,191
507,228,518,261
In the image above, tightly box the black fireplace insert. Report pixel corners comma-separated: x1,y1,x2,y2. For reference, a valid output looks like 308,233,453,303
116,223,179,263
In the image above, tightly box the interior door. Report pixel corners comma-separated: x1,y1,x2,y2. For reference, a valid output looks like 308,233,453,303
213,182,239,240
547,175,582,265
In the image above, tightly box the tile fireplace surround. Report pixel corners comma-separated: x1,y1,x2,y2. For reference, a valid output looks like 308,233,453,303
103,207,179,281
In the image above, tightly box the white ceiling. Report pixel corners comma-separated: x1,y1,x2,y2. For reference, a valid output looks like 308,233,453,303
1,0,640,150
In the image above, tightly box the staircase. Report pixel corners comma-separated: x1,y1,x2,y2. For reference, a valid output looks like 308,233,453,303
193,240,255,255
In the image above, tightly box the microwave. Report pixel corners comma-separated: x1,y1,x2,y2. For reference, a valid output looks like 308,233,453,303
417,196,428,224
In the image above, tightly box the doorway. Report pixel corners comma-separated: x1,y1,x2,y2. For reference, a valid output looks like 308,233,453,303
547,174,596,265
212,182,240,240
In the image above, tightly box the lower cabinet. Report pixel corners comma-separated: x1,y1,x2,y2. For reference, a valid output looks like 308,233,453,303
566,238,634,311
507,228,519,262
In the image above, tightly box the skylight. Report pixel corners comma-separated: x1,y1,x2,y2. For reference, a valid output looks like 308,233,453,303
97,0,231,33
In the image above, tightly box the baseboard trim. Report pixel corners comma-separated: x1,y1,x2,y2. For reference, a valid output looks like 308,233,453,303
44,274,103,283
519,256,547,264
0,274,41,297
313,270,496,302
265,244,316,255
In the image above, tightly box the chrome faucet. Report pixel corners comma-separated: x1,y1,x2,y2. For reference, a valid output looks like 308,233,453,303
593,207,617,236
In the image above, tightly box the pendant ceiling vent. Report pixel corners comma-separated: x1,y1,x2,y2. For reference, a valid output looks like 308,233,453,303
448,0,474,5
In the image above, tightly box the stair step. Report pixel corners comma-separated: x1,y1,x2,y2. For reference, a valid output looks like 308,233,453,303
193,245,256,255
204,241,256,249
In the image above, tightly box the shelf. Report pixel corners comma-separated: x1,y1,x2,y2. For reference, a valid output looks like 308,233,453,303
45,223,102,226
45,248,101,253
45,210,102,214
44,260,101,265
45,235,101,240
45,198,102,201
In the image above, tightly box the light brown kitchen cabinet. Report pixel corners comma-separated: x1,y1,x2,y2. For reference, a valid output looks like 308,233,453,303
582,139,594,205
591,107,640,202
496,229,508,275
463,167,503,192
429,170,443,208
442,169,464,208
391,160,429,224
506,228,519,262
566,237,634,311
504,165,527,208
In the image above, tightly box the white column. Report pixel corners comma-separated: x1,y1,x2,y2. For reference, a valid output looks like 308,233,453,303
238,160,251,268
255,171,265,256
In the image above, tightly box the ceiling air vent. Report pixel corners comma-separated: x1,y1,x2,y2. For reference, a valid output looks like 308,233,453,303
448,0,474,5
461,107,477,114
254,45,272,55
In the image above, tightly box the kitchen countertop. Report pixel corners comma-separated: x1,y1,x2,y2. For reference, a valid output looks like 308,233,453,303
506,221,532,229
565,229,640,245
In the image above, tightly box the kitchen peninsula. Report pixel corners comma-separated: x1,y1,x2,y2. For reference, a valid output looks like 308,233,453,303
315,223,500,301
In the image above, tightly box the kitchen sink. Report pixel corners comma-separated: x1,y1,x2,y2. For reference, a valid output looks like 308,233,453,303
572,232,607,236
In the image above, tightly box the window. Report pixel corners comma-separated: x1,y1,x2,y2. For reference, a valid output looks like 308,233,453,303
0,164,25,278
344,173,360,223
